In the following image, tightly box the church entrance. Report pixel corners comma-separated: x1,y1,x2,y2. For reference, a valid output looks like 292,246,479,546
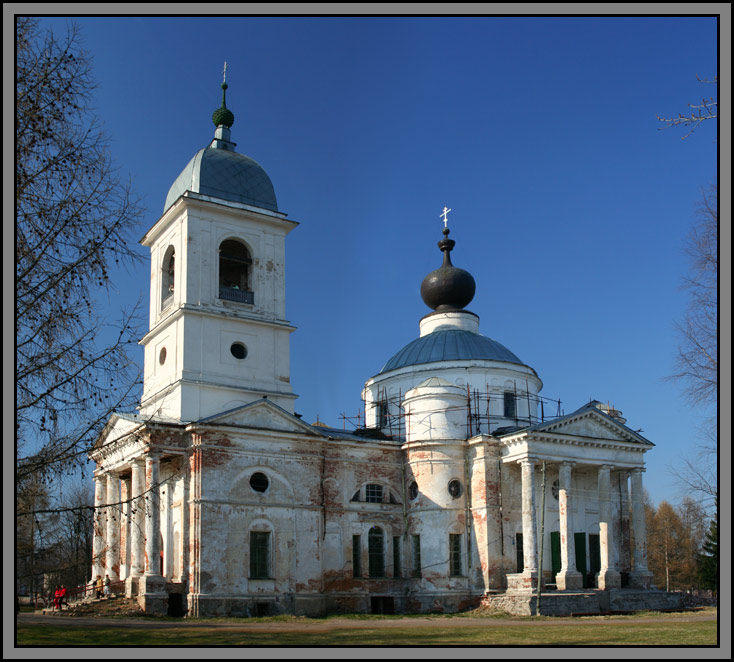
167,592,185,617
550,531,589,588
588,534,601,588
371,596,395,615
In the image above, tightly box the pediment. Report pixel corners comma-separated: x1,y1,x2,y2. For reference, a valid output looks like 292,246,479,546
92,413,143,452
196,399,322,436
530,408,652,446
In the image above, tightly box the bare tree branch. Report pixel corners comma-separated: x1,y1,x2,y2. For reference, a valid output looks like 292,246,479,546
15,17,145,484
657,75,718,139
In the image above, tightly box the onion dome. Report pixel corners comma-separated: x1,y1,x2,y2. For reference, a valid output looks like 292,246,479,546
420,227,476,311
212,81,235,128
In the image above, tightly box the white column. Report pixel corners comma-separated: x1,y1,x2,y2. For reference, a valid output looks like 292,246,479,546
597,465,620,590
145,454,162,577
105,472,120,583
91,474,106,584
130,459,146,578
520,458,539,576
556,462,583,590
629,468,653,588
121,476,132,580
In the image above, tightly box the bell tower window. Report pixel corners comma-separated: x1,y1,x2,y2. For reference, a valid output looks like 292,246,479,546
219,239,253,304
161,246,175,310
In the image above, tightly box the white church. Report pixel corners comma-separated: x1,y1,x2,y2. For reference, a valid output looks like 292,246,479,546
90,79,679,617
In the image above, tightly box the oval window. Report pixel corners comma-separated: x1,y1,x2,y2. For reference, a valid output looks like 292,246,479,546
230,342,248,360
250,472,269,493
448,479,463,499
408,481,419,501
159,347,167,365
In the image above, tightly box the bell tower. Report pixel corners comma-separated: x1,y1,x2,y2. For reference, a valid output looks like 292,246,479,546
138,71,298,421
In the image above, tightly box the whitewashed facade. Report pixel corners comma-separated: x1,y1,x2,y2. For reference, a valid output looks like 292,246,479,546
90,89,665,617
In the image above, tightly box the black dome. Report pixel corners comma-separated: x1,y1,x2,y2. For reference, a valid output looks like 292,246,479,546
420,228,475,311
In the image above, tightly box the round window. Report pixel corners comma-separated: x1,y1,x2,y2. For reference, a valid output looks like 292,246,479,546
448,479,463,499
250,472,269,493
230,342,248,360
408,481,419,501
159,347,167,365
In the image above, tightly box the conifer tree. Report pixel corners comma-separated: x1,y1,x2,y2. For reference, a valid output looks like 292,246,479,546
697,517,718,593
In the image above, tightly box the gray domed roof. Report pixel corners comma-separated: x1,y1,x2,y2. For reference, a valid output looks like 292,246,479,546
164,146,278,213
379,329,524,374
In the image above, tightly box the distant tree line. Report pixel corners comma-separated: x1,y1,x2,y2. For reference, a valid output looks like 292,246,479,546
644,497,717,595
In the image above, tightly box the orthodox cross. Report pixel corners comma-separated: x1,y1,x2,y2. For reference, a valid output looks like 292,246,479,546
440,206,452,228
223,61,228,84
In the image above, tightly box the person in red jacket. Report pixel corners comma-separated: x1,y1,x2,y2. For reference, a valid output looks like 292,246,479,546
59,585,67,609
53,585,61,610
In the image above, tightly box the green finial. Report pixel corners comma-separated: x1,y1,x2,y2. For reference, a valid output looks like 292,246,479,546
212,61,235,128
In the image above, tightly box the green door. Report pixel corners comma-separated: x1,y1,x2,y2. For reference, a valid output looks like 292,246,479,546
574,532,587,588
589,534,601,588
515,533,524,572
550,532,561,581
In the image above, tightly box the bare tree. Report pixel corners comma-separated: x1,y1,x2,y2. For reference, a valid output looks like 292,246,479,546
657,75,717,139
667,185,718,510
670,186,718,408
15,17,144,483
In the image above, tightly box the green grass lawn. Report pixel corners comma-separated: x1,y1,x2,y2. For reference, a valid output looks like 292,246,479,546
16,620,718,647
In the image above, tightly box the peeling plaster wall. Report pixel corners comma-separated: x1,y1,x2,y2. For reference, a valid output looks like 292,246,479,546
94,408,645,616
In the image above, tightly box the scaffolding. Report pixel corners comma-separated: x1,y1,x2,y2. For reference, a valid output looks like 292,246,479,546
339,384,564,441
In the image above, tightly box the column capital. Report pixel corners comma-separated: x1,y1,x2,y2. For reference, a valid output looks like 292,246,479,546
518,456,540,467
599,464,614,472
558,460,576,468
630,466,646,475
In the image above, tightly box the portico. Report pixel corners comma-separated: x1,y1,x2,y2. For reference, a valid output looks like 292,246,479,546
498,401,654,593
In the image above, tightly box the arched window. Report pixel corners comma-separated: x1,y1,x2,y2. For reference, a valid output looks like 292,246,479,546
365,484,384,503
161,246,175,309
219,239,253,304
368,526,385,578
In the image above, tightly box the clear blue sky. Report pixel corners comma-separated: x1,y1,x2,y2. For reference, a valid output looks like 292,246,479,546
33,14,719,509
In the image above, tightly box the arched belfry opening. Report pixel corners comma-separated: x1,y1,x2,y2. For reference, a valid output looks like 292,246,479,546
219,239,253,304
161,245,175,309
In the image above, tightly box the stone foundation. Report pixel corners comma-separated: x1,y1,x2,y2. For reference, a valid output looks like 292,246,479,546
483,588,685,616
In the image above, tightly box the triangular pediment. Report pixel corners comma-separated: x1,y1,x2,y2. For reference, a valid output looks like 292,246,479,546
196,399,322,436
529,407,653,446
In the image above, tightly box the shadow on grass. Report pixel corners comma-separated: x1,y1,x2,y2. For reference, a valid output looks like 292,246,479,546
17,621,718,647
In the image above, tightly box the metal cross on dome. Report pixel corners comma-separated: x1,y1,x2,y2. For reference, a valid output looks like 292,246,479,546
223,61,228,83
440,206,452,228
